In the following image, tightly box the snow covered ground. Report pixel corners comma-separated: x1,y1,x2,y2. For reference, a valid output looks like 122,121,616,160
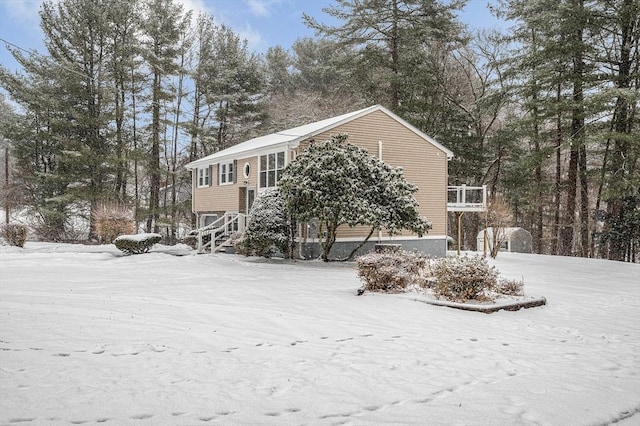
1,242,639,425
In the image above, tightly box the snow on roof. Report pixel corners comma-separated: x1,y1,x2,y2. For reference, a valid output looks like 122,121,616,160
185,105,453,169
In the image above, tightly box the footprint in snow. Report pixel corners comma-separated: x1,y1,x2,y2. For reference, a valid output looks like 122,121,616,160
131,414,153,420
363,405,382,411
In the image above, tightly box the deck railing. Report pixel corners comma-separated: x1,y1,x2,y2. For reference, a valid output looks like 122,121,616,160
447,185,487,212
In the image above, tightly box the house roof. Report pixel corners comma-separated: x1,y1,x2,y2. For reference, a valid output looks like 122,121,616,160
185,104,454,169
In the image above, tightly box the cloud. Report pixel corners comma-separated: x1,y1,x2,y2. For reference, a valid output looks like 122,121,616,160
237,24,265,52
246,0,270,17
175,0,212,17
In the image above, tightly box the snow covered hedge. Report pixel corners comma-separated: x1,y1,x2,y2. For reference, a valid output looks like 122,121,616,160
357,250,525,303
356,250,428,293
114,233,162,255
431,255,499,302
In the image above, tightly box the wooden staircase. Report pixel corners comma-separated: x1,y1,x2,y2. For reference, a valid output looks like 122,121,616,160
193,213,246,254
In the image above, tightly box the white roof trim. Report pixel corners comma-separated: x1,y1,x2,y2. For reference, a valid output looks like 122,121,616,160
185,104,454,169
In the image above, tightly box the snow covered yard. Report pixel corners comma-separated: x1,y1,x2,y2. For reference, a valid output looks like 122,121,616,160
0,243,638,426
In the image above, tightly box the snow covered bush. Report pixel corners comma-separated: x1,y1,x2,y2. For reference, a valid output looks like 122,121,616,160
279,133,431,261
497,277,525,296
114,233,162,255
1,223,28,247
93,203,135,243
236,189,293,258
431,255,499,302
356,249,428,293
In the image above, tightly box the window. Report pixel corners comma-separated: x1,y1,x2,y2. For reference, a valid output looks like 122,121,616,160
243,162,251,179
219,161,234,185
200,214,218,227
259,151,285,188
197,166,210,187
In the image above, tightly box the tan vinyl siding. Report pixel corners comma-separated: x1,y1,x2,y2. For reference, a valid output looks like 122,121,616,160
192,110,449,241
298,110,448,238
193,156,259,213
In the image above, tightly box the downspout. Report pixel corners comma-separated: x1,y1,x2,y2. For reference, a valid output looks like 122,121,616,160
191,168,197,227
378,141,383,242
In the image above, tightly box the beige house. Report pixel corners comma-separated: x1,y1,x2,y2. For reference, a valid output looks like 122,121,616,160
185,104,455,258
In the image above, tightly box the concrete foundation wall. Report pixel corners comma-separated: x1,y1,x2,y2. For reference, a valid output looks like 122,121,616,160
298,238,447,260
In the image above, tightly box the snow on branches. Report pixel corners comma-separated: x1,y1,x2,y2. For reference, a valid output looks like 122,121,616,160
279,133,431,261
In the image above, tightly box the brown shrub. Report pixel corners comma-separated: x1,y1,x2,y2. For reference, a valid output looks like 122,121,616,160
1,223,28,247
93,203,135,243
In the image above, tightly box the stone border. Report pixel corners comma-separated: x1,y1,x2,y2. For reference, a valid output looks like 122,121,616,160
402,294,547,314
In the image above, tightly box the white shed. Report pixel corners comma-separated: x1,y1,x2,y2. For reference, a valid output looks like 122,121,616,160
477,227,532,253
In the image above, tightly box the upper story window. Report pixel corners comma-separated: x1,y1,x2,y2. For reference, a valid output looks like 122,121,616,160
259,151,285,188
219,161,234,185
197,166,210,188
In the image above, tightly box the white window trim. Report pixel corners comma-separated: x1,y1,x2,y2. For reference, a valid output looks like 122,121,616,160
243,162,251,179
200,214,218,227
219,161,234,186
197,166,210,188
258,150,286,189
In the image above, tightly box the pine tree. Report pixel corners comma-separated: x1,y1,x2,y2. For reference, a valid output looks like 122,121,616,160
304,0,466,111
139,0,188,233
201,24,266,151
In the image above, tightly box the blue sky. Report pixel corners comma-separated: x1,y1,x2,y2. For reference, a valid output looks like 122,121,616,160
0,0,507,74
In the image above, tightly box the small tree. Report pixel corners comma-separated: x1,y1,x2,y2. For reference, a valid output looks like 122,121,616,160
238,188,293,258
279,133,430,261
487,197,512,258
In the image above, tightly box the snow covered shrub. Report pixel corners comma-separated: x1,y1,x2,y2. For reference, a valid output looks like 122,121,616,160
431,255,499,302
497,277,524,296
183,233,197,249
114,233,162,255
279,133,431,261
356,249,428,293
238,189,293,258
1,223,28,247
93,203,135,243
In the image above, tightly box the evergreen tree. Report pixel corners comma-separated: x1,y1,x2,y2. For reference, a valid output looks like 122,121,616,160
139,0,188,233
239,188,293,258
202,24,266,151
304,0,466,111
278,134,430,261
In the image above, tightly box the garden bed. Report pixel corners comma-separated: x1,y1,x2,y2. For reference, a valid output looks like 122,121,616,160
400,292,547,313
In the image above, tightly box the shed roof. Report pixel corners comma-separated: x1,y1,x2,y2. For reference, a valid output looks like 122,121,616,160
185,104,454,169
